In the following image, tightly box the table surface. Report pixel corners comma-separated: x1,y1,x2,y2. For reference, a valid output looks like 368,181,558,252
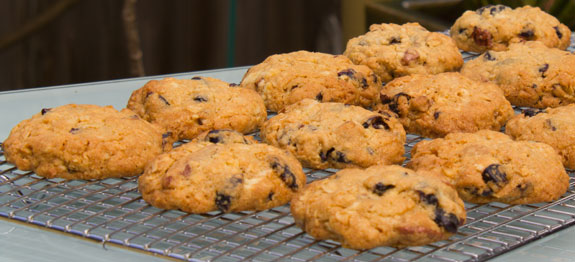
0,67,573,261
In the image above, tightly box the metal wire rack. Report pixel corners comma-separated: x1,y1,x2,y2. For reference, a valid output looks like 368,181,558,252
1,34,575,262
1,134,575,262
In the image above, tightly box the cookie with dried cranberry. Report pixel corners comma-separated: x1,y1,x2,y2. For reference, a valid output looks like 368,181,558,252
344,22,463,83
260,99,406,169
409,130,569,204
376,72,514,138
127,77,266,141
505,105,575,169
450,5,571,52
3,104,167,180
138,131,306,214
240,51,382,112
290,165,466,249
461,41,575,108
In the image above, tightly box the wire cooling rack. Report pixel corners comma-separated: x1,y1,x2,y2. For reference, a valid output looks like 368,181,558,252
1,34,575,262
1,134,574,261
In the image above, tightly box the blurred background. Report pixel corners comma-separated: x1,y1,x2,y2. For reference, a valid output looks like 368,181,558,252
0,0,573,91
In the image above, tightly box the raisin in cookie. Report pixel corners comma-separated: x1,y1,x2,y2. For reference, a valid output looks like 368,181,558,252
461,41,575,108
127,77,266,141
344,22,463,83
409,130,569,204
506,105,575,169
3,104,167,180
450,5,571,53
260,99,406,169
240,51,382,112
290,165,466,249
138,131,305,213
376,72,514,138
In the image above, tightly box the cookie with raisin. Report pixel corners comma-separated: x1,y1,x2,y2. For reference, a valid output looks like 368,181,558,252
3,104,167,180
344,22,463,83
127,77,266,141
290,165,466,249
506,104,575,169
461,41,575,108
409,130,569,204
240,51,382,112
451,5,570,52
260,99,406,169
138,130,306,213
376,72,513,138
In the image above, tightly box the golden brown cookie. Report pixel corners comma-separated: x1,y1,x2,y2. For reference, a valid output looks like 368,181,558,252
138,131,306,214
3,104,167,180
290,165,466,249
409,130,569,204
193,129,258,145
461,41,575,108
451,5,571,52
240,50,382,112
506,105,575,169
344,22,463,83
127,77,266,141
261,99,405,169
376,72,514,138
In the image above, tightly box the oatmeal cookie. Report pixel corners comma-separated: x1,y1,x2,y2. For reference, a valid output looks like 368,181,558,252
506,104,575,169
290,165,466,249
409,130,569,204
240,51,382,112
450,5,571,52
138,131,306,213
3,104,167,180
461,41,575,108
127,77,266,141
261,99,405,169
344,22,463,83
376,72,514,138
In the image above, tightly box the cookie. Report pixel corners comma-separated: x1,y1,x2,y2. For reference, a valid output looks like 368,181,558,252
450,5,571,52
344,22,463,83
409,130,569,204
193,129,258,145
127,77,267,141
376,72,514,138
2,104,167,180
260,99,405,169
240,51,382,112
138,130,306,213
505,104,575,169
290,165,466,249
461,41,575,108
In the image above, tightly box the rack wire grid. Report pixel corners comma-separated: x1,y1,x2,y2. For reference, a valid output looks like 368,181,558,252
1,136,574,262
1,34,575,262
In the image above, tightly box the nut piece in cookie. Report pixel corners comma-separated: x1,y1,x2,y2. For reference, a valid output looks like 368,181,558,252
376,72,514,138
450,5,571,52
138,133,306,214
260,99,406,169
127,77,266,141
506,104,575,169
3,104,166,180
409,130,569,204
240,51,382,112
290,165,466,249
461,41,575,109
344,22,463,83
